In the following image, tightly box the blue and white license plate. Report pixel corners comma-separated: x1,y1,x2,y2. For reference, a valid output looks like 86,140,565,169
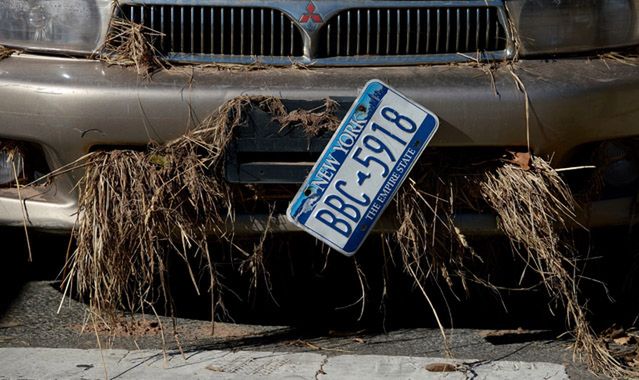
286,80,439,256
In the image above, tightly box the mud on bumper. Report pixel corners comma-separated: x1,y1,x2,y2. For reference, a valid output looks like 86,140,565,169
0,55,638,232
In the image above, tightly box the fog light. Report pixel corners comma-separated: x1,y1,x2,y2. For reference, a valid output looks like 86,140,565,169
0,149,25,186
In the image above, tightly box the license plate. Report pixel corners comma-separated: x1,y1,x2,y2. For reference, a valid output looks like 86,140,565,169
286,80,439,256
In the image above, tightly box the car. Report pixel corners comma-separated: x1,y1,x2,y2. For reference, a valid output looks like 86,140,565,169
0,0,637,236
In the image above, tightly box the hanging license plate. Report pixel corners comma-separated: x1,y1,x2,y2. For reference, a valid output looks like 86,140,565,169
287,80,439,256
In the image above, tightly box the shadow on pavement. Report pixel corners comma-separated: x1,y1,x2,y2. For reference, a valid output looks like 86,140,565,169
0,228,68,319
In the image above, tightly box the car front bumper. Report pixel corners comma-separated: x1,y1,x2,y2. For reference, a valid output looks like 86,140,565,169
0,55,638,231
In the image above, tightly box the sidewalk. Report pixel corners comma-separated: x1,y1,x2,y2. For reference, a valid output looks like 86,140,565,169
0,347,568,379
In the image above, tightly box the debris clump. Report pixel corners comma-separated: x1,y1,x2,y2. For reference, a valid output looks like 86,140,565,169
480,153,635,378
275,98,341,135
99,17,165,77
62,96,340,329
59,93,634,376
0,45,17,61
388,150,637,377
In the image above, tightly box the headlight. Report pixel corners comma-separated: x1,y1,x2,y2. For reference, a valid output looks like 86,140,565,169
507,0,639,55
0,0,113,54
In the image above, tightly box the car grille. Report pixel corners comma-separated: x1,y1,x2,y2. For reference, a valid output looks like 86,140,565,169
118,4,305,58
317,7,507,57
114,2,511,66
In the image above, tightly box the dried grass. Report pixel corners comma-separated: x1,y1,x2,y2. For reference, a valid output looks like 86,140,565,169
387,151,637,376
391,176,486,355
480,153,638,378
61,95,340,332
56,87,632,375
503,2,521,61
62,96,248,324
599,51,639,67
394,180,472,291
0,144,31,261
99,18,166,77
0,45,17,61
275,98,340,135
180,62,271,72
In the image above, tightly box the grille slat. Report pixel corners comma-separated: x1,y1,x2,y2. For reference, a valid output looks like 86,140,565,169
465,9,470,52
385,10,390,55
180,7,184,53
270,10,274,56
159,6,164,47
250,9,254,55
210,8,214,53
170,7,174,51
416,9,421,53
475,9,480,53
290,20,294,56
190,7,194,53
445,9,450,53
485,10,490,51
455,9,460,52
356,10,361,56
346,11,351,56
494,20,500,51
376,10,380,54
240,8,244,55
426,9,431,53
434,10,439,53
337,14,341,55
200,8,204,53
279,13,284,56
317,5,506,59
230,8,234,54
366,10,371,55
221,8,225,53
260,9,264,56
405,9,410,55
395,10,400,55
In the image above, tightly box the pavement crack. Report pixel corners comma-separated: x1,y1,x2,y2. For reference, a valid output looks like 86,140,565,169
315,356,328,379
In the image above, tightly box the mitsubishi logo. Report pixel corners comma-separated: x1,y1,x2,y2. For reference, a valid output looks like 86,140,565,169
299,1,323,24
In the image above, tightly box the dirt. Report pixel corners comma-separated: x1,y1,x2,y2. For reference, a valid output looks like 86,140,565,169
70,317,271,340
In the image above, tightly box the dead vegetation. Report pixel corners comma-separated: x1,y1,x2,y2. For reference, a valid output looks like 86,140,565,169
275,98,340,135
600,52,638,67
99,17,166,77
61,95,340,335
602,326,639,370
0,45,17,61
0,144,31,262
385,150,638,377
388,160,494,354
56,91,637,376
479,152,636,378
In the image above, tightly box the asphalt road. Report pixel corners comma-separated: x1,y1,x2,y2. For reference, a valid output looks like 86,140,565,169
0,281,595,379
1,228,638,379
